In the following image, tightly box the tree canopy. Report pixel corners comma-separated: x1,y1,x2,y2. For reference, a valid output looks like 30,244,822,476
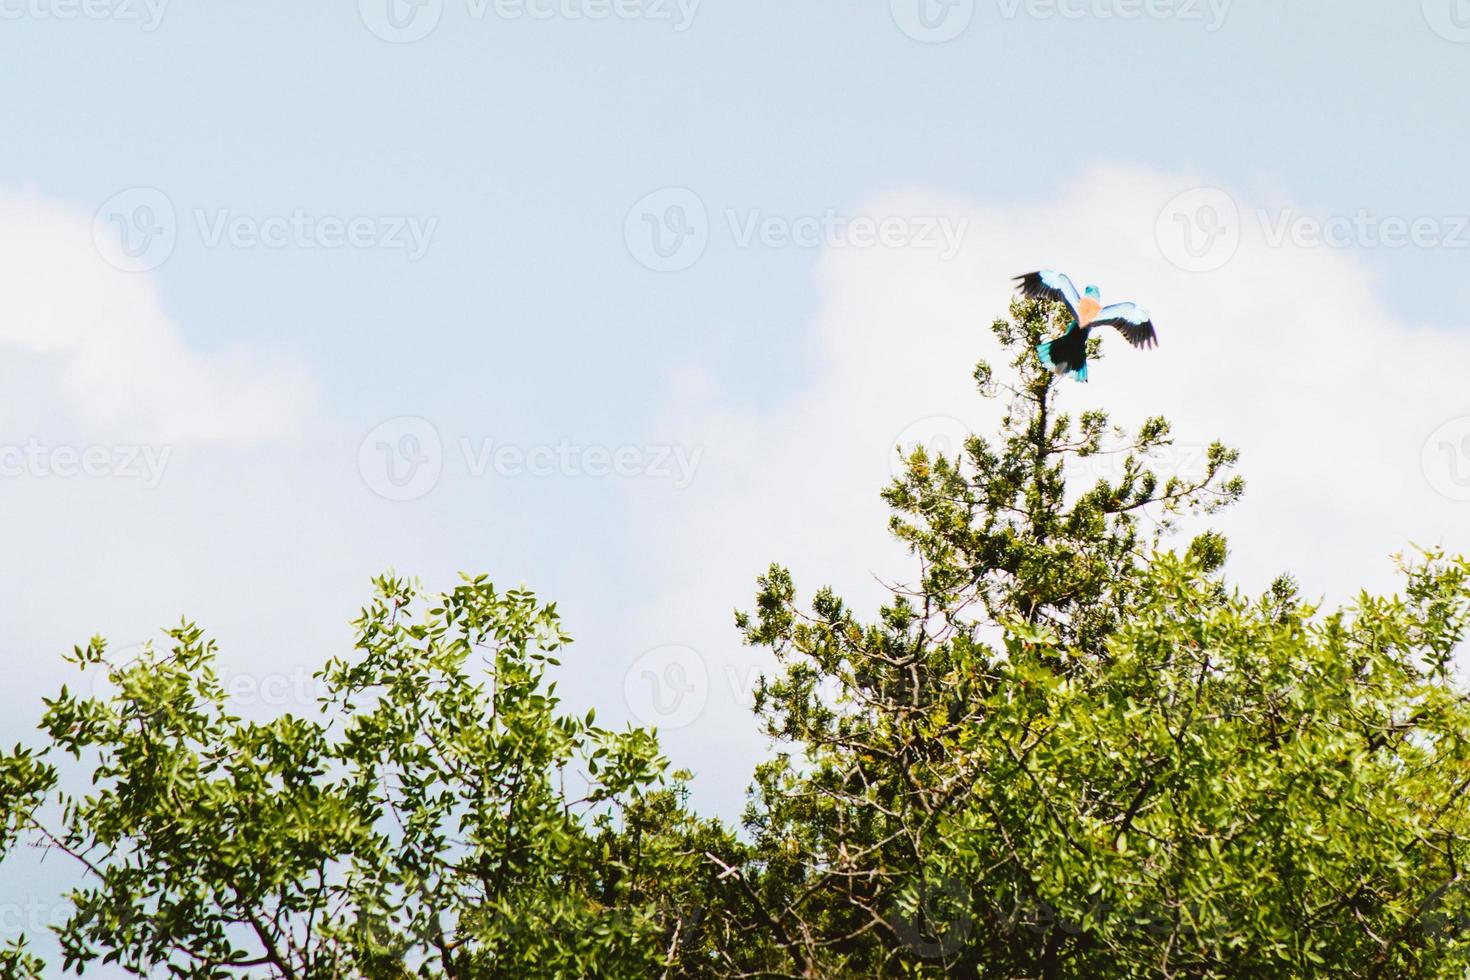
4,297,1469,978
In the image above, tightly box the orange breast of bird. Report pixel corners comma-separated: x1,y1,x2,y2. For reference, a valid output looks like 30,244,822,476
1077,298,1101,325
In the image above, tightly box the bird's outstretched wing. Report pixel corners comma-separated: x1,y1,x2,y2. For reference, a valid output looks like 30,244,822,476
1014,271,1081,322
1091,302,1158,349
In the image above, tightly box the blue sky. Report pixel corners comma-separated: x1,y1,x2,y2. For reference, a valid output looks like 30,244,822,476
5,1,1470,969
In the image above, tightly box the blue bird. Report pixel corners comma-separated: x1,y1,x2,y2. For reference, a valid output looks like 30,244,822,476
1013,271,1158,383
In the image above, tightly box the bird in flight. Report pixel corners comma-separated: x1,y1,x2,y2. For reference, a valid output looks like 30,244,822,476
1013,271,1158,382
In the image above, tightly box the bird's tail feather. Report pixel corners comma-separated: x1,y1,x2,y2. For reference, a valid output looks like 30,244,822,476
1038,338,1087,381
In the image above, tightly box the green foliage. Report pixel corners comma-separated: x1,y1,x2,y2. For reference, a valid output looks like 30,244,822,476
727,299,1470,977
3,295,1469,978
0,575,732,978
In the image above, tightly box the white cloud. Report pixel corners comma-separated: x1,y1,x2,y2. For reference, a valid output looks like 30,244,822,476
0,188,312,444
624,164,1470,816
2,165,1466,830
